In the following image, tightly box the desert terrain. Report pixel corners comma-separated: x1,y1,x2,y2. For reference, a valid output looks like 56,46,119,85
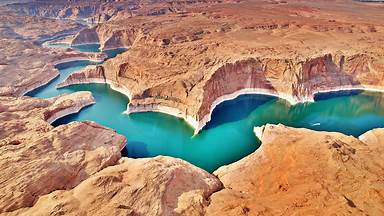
0,0,383,215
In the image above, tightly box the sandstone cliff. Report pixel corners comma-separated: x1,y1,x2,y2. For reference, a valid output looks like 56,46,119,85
56,0,384,132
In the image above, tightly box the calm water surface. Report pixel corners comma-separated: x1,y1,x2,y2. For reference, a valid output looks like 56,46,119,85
28,44,384,172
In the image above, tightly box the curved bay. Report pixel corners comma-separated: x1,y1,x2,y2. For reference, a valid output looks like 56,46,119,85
29,44,384,172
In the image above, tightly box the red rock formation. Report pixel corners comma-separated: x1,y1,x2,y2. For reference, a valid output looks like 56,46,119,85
54,0,384,132
0,92,126,213
206,124,384,215
3,122,384,215
8,157,223,216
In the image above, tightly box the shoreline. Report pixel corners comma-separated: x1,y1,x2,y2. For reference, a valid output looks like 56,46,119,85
56,76,199,130
21,64,60,96
312,85,384,97
100,46,131,52
125,104,199,131
56,76,384,135
196,88,300,133
46,99,96,124
22,56,105,97
52,57,104,65
57,77,133,99
71,42,100,46
46,41,130,56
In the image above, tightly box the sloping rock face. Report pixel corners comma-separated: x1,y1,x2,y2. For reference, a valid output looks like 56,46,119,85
206,124,384,215
57,0,384,132
57,65,107,88
7,157,223,216
71,27,100,45
0,92,126,213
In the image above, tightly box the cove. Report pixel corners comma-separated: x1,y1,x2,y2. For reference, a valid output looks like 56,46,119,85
28,44,384,173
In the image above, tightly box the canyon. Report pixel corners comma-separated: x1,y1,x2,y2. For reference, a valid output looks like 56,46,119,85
0,0,384,215
54,0,384,133
0,7,107,97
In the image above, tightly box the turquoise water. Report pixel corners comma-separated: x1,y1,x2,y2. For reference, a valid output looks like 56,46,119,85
28,44,384,172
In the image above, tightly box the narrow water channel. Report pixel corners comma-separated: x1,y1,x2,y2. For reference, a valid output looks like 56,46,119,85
28,43,384,172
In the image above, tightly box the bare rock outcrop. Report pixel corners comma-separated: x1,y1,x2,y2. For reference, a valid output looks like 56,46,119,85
3,121,384,216
6,156,223,216
206,124,384,215
0,92,126,213
0,10,108,97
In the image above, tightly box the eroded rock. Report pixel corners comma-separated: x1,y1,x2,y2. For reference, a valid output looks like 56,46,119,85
6,157,223,216
206,124,384,215
0,92,126,213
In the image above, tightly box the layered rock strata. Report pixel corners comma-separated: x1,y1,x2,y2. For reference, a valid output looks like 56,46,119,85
0,92,127,213
0,39,106,97
3,0,236,23
206,124,384,215
56,0,384,133
0,10,107,97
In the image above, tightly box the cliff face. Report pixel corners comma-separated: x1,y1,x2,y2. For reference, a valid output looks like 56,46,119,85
57,65,107,88
62,51,384,131
206,124,384,215
70,24,137,50
56,0,384,132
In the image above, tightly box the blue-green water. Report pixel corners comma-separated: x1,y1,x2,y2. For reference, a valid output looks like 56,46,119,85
28,44,384,172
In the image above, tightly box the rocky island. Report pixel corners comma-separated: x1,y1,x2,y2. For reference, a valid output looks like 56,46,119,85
0,0,383,215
